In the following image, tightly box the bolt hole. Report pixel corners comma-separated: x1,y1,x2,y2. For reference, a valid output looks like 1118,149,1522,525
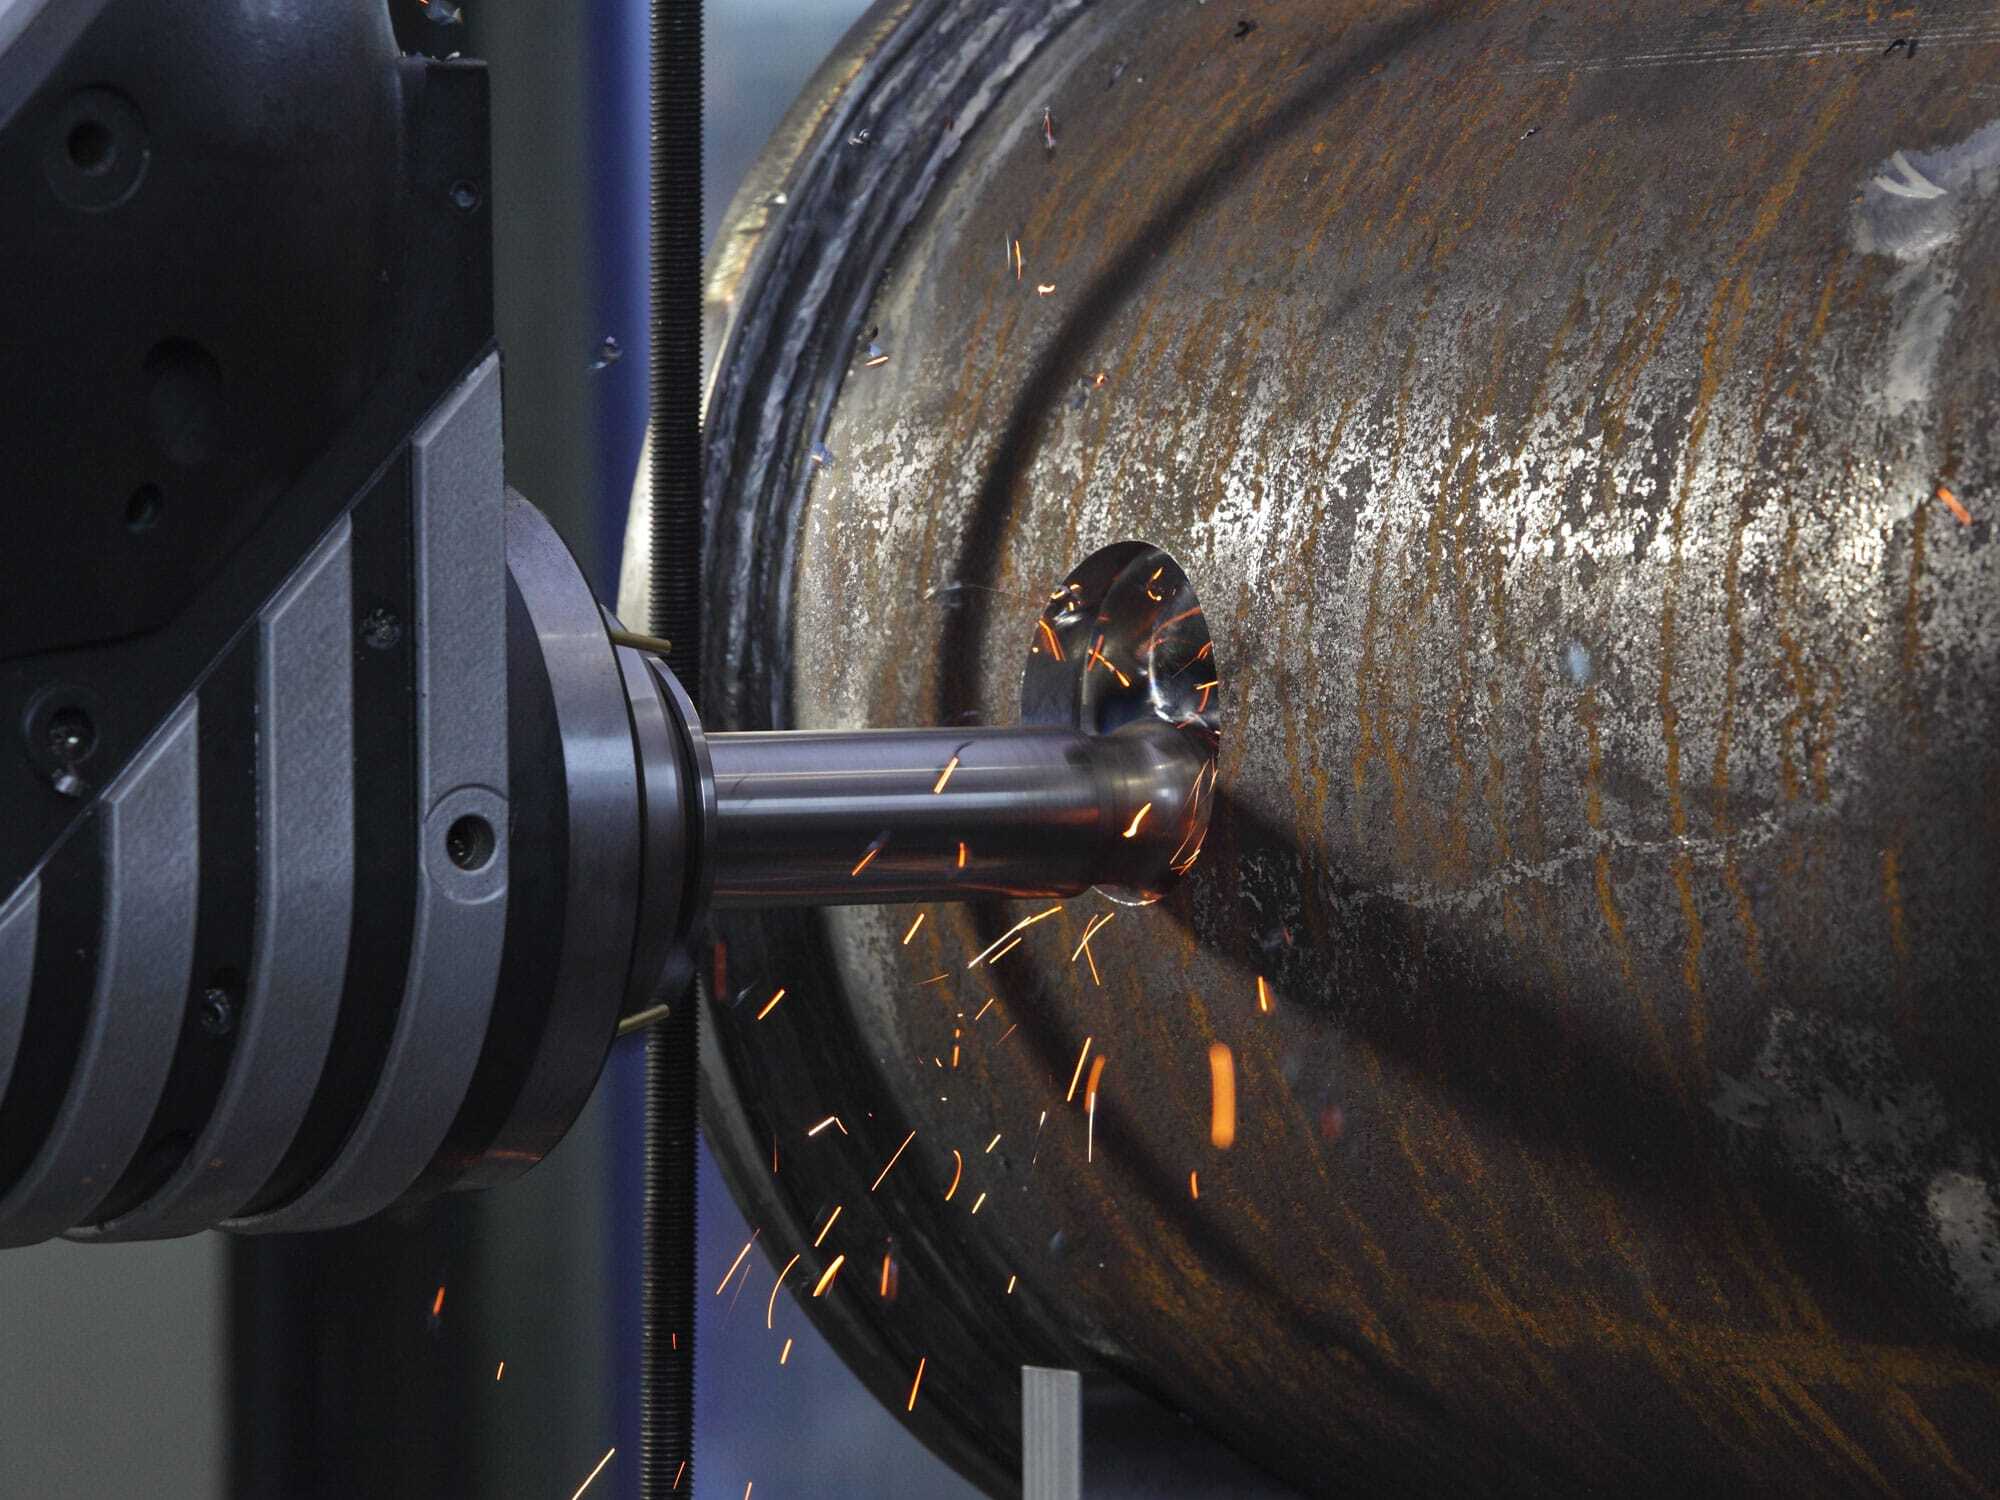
359,606,403,651
126,483,162,532
199,981,236,1038
445,813,495,872
45,706,96,764
66,118,114,176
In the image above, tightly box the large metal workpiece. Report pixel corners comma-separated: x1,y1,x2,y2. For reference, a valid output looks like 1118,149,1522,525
681,0,2000,1495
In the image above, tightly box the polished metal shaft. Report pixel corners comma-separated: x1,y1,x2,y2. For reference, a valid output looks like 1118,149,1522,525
705,723,1209,906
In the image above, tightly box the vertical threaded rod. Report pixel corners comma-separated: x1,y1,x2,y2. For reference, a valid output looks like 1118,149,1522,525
644,0,701,1495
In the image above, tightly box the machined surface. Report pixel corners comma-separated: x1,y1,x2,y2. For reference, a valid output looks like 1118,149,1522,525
694,1,2000,1494
707,723,1206,906
0,702,198,1248
234,354,510,1233
434,494,637,1190
616,645,701,1020
84,517,357,1240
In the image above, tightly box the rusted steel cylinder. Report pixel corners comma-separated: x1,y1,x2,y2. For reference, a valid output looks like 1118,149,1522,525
679,1,2000,1494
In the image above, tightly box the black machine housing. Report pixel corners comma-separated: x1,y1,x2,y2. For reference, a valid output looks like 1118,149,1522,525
0,0,669,1243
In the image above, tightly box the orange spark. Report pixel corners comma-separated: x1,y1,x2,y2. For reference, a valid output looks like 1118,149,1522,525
1035,617,1065,660
933,756,961,794
850,842,883,877
767,1254,800,1328
1938,484,1973,526
988,935,1023,964
431,1286,446,1318
1142,606,1205,653
1146,565,1166,601
871,1130,917,1191
569,1447,616,1500
1122,802,1152,839
1086,1054,1108,1161
1037,283,1056,296
967,905,1063,966
1256,976,1273,1014
920,971,950,986
674,1461,687,1492
1065,1036,1094,1103
780,1338,794,1365
907,1357,928,1411
902,912,926,944
880,1254,896,1299
811,1254,847,1297
813,1204,842,1247
496,1362,506,1380
1071,912,1112,986
971,1191,987,1213
1013,239,1023,281
755,987,787,1020
1190,1170,1199,1199
1209,1043,1237,1149
1167,770,1214,868
1006,1274,1018,1295
973,997,997,1022
997,1022,1019,1043
1084,636,1132,686
985,1132,1002,1153
715,1230,759,1294
945,1149,964,1201
806,1115,847,1137
957,840,968,869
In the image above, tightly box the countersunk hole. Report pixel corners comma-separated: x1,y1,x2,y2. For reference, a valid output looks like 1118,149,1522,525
44,706,96,764
66,118,114,175
199,974,238,1038
200,966,243,1037
126,483,162,532
44,88,149,211
445,813,495,871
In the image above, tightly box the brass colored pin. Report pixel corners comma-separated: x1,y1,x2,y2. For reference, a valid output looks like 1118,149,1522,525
617,1003,672,1038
